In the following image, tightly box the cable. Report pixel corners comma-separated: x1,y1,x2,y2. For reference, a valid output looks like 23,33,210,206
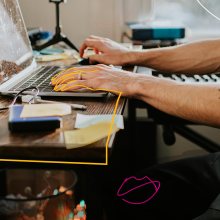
0,87,39,111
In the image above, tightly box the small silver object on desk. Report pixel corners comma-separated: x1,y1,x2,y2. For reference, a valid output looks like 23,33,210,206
22,95,87,110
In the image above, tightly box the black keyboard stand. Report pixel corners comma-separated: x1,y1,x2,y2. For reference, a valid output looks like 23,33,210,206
146,103,220,153
33,1,79,52
173,124,220,153
128,99,220,154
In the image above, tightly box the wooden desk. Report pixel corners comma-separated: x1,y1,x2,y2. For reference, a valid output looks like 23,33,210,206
0,57,134,164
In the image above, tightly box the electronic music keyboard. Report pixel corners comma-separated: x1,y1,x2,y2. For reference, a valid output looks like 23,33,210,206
152,70,220,84
136,66,220,84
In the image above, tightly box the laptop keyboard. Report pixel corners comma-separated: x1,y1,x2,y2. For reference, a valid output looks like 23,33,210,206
9,66,61,92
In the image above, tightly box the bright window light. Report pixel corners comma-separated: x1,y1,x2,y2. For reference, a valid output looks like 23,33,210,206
154,0,220,30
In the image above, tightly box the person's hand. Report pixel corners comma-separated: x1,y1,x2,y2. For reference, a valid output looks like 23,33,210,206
79,35,132,66
51,65,138,98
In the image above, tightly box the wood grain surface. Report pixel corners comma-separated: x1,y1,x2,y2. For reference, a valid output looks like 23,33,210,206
0,57,133,163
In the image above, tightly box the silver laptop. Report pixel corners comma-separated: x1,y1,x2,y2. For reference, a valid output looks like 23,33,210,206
0,0,109,97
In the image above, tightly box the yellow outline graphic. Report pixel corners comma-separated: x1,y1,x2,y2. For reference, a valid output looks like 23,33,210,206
51,67,98,84
0,68,122,166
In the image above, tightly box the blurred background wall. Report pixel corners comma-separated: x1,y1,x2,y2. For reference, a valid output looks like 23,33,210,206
18,0,152,46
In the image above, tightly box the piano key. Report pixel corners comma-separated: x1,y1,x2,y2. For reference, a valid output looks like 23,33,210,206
171,74,179,81
180,74,187,82
152,70,220,84
210,74,218,82
202,75,211,82
193,75,202,82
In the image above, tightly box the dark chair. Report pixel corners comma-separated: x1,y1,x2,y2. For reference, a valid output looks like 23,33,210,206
193,194,220,220
127,100,220,220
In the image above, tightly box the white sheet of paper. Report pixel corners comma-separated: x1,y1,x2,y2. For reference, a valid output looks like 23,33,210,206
75,113,124,129
65,120,120,149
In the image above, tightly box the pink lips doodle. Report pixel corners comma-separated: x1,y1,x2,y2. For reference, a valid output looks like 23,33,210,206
117,176,160,205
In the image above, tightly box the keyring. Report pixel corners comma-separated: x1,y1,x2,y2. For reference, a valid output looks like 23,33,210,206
0,86,39,111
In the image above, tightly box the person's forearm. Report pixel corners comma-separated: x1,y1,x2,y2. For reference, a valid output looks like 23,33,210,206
133,74,220,127
126,39,220,75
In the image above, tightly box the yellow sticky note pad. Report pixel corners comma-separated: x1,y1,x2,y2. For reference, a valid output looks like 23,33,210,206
64,120,120,149
20,104,72,118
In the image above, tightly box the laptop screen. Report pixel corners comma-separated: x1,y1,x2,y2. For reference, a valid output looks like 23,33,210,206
0,0,34,86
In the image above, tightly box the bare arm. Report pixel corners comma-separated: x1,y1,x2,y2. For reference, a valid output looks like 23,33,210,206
53,36,220,128
80,36,220,75
135,75,220,127
52,65,220,128
129,39,220,75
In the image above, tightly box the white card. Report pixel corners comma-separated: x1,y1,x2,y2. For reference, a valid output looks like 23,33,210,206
75,113,124,130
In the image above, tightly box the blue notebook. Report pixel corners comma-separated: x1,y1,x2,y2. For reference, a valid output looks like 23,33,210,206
9,105,62,132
